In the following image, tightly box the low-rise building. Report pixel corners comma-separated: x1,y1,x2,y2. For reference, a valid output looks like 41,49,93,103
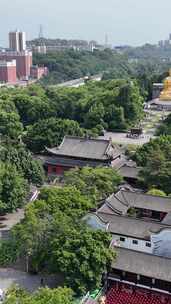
41,136,122,175
84,190,171,301
0,50,32,80
0,60,17,83
30,65,48,80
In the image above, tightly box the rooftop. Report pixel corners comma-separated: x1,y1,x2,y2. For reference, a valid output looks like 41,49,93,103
96,212,171,240
103,190,171,215
118,164,142,179
39,155,113,168
112,247,171,282
46,136,120,161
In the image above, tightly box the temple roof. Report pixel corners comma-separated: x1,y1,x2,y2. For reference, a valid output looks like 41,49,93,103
118,164,142,179
96,212,171,240
112,247,171,282
46,136,121,161
102,190,171,215
38,155,109,168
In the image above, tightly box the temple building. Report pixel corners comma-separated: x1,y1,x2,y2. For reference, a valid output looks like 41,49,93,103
83,190,171,303
40,136,122,176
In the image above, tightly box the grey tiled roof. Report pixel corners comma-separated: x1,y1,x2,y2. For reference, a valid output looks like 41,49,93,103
46,136,120,161
39,155,109,168
105,190,171,214
97,212,171,240
112,247,171,282
118,164,142,179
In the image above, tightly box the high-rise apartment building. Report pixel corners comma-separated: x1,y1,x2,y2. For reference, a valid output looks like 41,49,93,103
9,30,26,52
18,31,26,52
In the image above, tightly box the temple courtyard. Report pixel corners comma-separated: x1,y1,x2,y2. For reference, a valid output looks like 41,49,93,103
100,109,171,146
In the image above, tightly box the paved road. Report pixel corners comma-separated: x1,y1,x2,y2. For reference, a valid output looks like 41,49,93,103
99,132,153,146
99,110,171,146
50,74,102,88
0,268,60,292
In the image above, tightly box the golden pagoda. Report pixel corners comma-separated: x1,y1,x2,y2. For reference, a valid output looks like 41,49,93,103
160,69,171,101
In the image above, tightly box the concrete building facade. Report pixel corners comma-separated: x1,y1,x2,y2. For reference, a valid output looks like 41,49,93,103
9,31,26,52
0,50,32,80
30,65,48,80
0,60,17,83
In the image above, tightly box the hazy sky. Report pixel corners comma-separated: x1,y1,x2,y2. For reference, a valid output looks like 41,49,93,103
1,0,171,47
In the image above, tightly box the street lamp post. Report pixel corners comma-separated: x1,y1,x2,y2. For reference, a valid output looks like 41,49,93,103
26,250,31,273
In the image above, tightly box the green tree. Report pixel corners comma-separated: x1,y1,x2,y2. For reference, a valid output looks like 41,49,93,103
134,136,171,166
39,186,93,218
0,111,23,139
64,167,122,202
0,142,44,185
4,286,74,304
0,162,28,213
157,113,171,136
134,136,171,193
0,185,115,295
49,221,114,295
139,154,171,194
24,118,85,153
147,189,167,197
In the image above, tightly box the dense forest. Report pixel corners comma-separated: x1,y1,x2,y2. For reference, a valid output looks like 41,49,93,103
124,44,171,60
0,80,144,152
34,48,170,103
33,49,130,85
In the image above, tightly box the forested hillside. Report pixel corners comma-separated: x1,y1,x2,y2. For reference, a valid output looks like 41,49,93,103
34,48,169,102
33,49,130,85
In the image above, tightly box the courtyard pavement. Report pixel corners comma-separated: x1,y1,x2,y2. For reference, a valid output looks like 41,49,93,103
0,268,60,292
99,110,171,146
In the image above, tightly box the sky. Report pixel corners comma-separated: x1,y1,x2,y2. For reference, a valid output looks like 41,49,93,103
1,0,171,47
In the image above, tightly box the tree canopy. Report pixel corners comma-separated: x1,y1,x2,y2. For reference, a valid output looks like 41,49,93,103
157,113,171,136
4,167,120,287
147,189,167,197
4,286,74,304
24,118,86,153
1,178,115,295
0,79,144,154
64,166,122,202
0,142,44,185
134,136,171,193
0,162,28,214
33,49,130,85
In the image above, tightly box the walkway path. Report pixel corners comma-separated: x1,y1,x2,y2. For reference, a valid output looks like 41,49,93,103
0,268,60,292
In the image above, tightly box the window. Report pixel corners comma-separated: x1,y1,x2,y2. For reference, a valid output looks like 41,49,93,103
146,242,151,248
52,167,57,173
132,240,138,245
120,237,125,242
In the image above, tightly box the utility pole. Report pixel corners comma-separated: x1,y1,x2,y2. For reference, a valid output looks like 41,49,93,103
39,24,44,39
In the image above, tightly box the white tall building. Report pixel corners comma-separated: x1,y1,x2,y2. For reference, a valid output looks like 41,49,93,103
9,30,26,52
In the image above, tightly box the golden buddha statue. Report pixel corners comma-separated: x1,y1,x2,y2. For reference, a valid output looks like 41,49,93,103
160,69,171,101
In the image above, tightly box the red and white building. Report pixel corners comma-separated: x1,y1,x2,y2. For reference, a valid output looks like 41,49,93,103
0,31,47,83
0,50,32,80
0,60,17,83
30,65,48,80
